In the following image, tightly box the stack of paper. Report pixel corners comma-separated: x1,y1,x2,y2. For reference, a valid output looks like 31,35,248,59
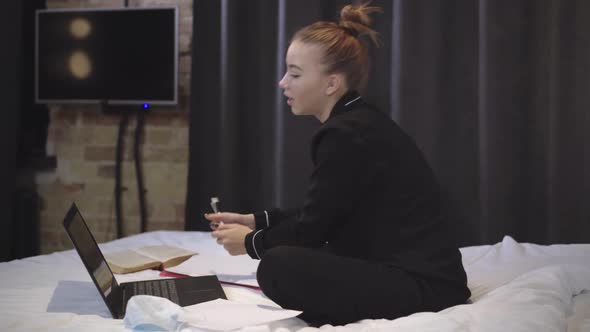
180,299,301,331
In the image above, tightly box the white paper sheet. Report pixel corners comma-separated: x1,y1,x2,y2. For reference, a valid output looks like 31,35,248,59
167,254,259,287
180,298,302,331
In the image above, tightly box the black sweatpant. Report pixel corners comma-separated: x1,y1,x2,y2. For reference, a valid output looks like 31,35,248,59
256,246,466,326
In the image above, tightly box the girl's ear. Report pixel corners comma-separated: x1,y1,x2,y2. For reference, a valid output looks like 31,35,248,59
325,73,345,96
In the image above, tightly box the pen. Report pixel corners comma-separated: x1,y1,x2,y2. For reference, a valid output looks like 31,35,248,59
210,197,220,214
210,197,223,229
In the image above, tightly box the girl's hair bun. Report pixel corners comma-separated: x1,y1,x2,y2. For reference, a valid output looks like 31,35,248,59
338,3,381,46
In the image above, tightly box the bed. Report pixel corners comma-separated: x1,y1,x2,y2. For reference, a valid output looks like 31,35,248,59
1,231,589,332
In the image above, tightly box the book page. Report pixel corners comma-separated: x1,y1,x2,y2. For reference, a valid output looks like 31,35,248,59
104,250,160,274
133,245,197,265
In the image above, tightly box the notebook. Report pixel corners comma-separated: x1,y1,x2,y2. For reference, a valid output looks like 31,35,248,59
62,202,226,319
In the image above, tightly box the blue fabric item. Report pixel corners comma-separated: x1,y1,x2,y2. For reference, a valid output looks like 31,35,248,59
123,295,184,331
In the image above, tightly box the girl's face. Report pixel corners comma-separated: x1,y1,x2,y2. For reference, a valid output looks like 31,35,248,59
279,40,332,120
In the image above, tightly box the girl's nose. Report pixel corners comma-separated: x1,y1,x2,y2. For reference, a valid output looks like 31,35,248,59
279,73,287,89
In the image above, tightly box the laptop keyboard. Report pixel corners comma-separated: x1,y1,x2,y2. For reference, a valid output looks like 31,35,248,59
132,279,180,303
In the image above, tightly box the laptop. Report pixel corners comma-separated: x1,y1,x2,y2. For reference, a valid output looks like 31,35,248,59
63,203,227,319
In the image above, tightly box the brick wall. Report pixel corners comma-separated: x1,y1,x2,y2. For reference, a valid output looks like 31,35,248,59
38,0,193,254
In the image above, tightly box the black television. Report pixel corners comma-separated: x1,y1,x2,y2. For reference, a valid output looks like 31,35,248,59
35,7,178,106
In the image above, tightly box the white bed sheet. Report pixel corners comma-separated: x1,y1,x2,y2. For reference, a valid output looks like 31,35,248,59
0,231,589,332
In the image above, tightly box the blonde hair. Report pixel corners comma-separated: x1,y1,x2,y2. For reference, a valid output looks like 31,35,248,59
292,2,381,91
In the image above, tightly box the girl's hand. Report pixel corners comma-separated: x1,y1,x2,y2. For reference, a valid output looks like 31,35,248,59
204,212,255,230
211,223,251,256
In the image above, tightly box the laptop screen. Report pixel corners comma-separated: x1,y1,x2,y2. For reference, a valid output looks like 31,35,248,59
64,205,115,302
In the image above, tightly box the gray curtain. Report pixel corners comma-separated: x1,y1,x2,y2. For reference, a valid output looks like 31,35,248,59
186,0,590,246
0,0,24,262
1,0,45,262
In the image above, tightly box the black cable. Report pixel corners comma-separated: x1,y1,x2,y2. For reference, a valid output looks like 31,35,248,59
115,112,129,239
134,110,147,233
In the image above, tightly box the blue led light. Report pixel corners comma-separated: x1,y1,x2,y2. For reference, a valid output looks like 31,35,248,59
142,103,150,109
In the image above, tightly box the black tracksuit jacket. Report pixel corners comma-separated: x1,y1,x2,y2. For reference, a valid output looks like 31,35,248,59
245,91,470,291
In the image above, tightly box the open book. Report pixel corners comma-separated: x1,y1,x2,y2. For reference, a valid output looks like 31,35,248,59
104,245,198,274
